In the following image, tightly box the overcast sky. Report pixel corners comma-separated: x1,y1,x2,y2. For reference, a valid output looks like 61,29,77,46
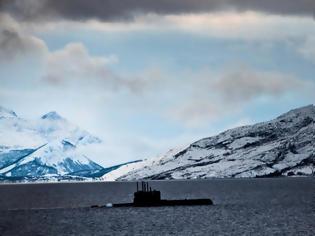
1,0,315,166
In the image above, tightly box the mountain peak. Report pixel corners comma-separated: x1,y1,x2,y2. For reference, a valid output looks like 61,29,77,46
0,106,17,119
277,104,315,120
41,111,64,120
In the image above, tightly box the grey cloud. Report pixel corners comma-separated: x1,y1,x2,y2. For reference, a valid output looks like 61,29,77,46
212,69,305,102
1,0,315,22
42,42,151,94
0,12,155,94
168,68,312,126
43,42,118,86
0,14,47,61
0,29,44,61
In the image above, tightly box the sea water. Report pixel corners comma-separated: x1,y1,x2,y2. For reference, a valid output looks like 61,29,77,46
0,178,314,235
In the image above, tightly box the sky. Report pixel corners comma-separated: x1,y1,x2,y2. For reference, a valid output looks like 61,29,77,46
0,0,315,166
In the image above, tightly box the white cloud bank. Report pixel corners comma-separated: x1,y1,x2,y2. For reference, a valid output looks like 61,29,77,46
28,11,315,42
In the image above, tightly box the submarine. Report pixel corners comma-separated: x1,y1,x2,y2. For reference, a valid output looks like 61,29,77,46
98,182,213,208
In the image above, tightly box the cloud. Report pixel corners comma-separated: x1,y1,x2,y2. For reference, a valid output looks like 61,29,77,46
160,12,315,41
1,0,315,22
43,42,118,86
168,67,313,126
0,13,146,93
20,11,315,43
212,68,305,102
298,36,315,63
42,42,157,94
0,14,47,61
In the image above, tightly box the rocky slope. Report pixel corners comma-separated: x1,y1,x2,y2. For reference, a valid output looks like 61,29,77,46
103,105,315,180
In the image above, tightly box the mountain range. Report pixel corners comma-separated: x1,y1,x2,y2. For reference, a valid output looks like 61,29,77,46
102,105,315,180
0,106,136,181
1,105,314,182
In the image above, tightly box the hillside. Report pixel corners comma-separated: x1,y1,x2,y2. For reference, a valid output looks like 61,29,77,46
102,105,315,180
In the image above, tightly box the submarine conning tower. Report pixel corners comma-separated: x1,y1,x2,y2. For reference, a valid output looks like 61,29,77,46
133,182,161,206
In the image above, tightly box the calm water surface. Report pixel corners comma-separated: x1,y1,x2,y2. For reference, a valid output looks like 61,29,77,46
0,178,314,235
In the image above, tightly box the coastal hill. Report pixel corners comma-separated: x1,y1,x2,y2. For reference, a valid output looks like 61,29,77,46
103,105,315,180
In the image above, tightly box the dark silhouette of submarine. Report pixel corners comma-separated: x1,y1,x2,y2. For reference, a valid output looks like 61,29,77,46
109,181,213,207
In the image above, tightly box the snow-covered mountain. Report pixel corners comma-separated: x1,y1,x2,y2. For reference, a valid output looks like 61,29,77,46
102,105,315,180
0,106,106,181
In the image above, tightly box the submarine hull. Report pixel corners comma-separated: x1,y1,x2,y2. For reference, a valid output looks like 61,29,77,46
113,199,213,207
96,182,214,208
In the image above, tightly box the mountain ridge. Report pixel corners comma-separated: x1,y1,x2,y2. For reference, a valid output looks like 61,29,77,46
41,111,64,120
102,105,315,180
0,106,17,119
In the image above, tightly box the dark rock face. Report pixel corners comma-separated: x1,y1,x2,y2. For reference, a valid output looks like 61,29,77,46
117,105,315,180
